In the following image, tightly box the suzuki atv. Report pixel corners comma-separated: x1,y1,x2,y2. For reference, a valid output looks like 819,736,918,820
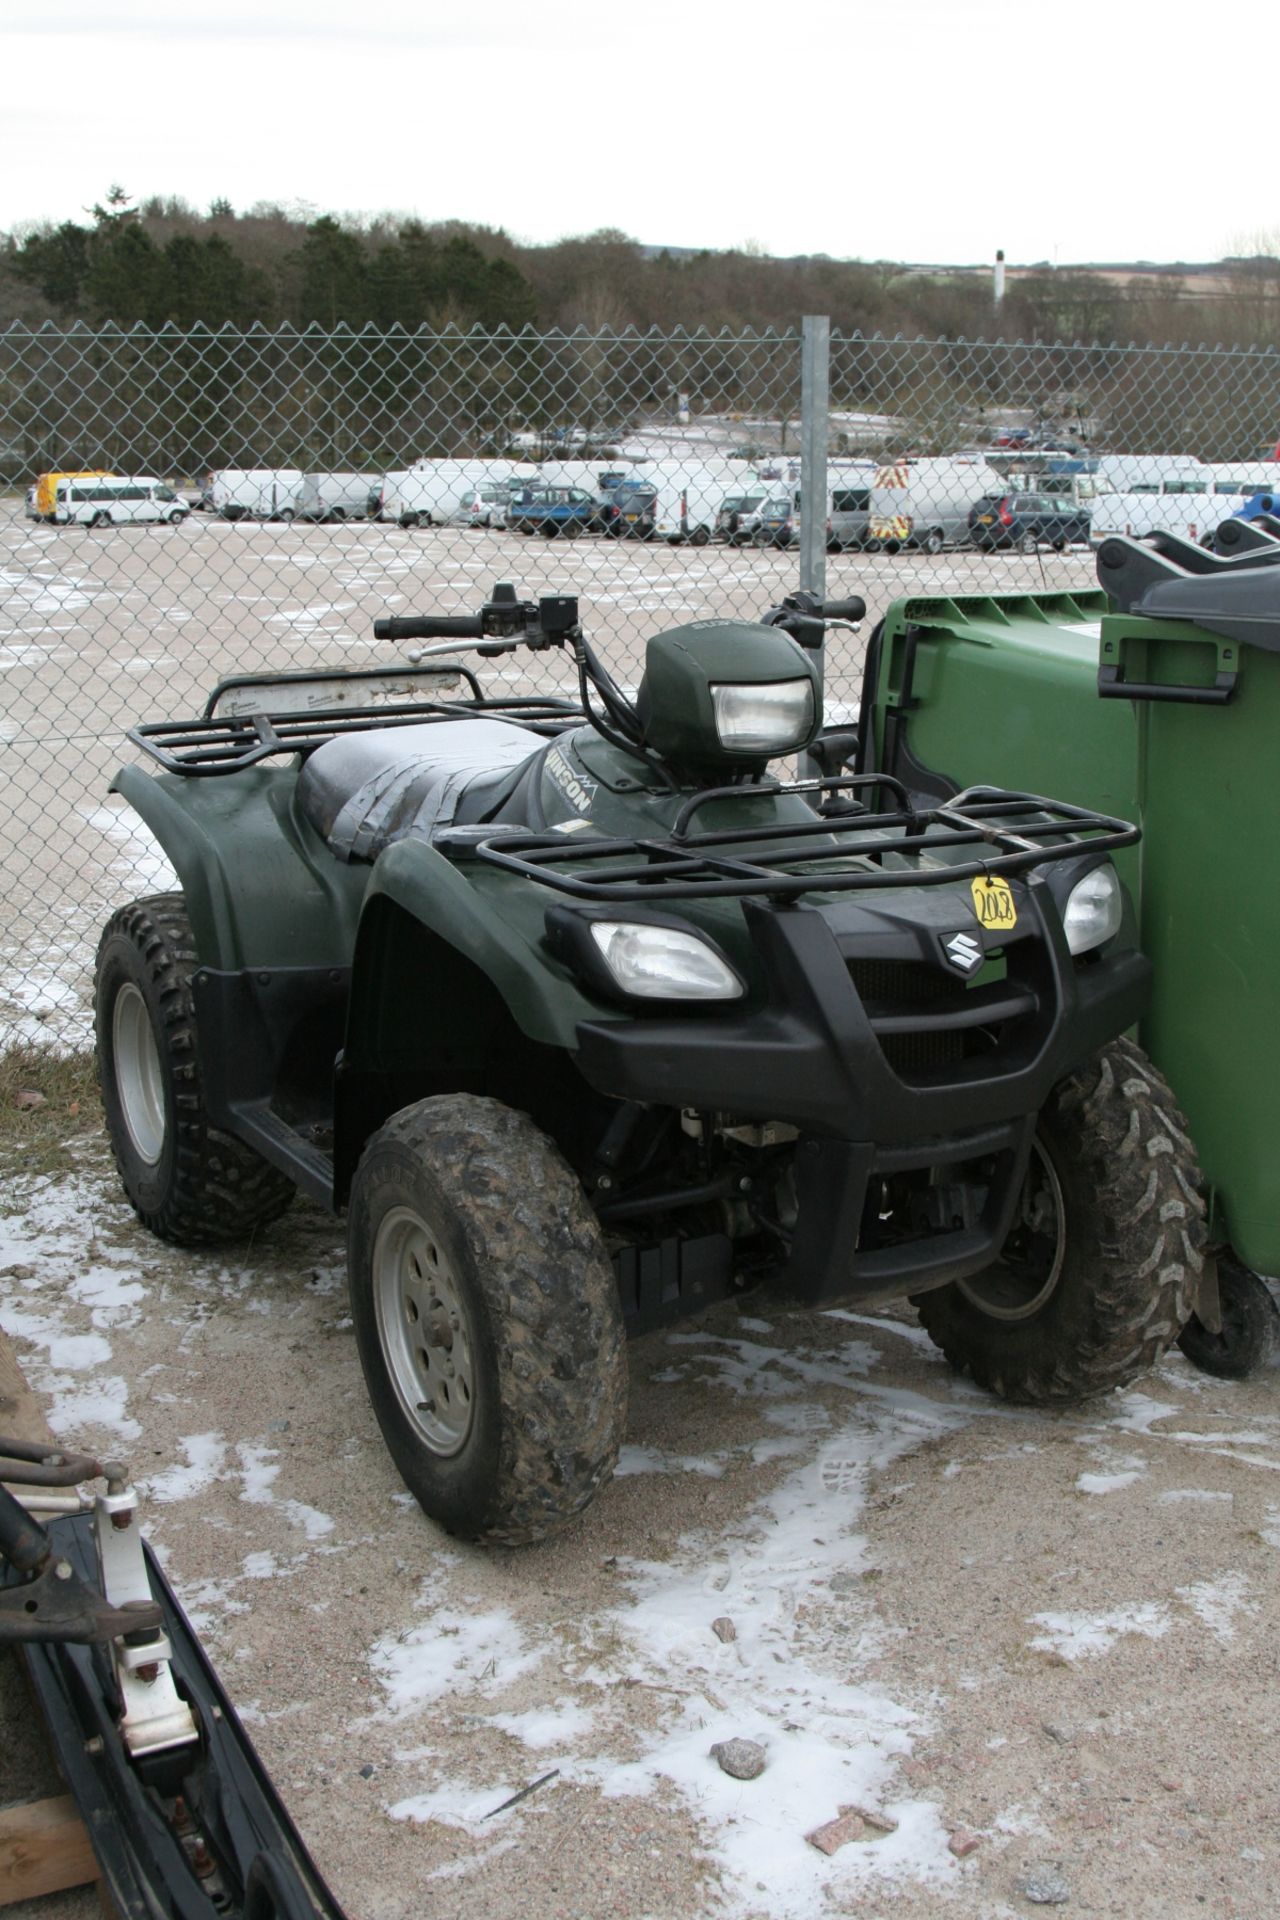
94,585,1204,1545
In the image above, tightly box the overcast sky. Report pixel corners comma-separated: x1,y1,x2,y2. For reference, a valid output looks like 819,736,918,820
3,1,1258,267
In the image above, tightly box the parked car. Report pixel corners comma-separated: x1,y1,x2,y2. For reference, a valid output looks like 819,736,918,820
295,472,376,523
451,485,511,528
968,492,1091,553
868,455,1006,554
505,485,598,537
53,476,189,528
827,485,872,552
206,469,304,522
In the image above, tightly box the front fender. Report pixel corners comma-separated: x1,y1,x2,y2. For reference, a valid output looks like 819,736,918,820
361,837,611,1050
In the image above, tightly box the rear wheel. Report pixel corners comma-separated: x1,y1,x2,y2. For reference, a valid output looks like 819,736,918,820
690,526,711,547
95,896,294,1245
89,511,111,529
913,1038,1203,1403
348,1095,627,1545
922,528,944,555
1016,530,1036,554
278,508,296,524
1177,1255,1279,1379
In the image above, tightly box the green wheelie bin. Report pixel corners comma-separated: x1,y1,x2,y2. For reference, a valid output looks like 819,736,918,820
858,534,1280,1375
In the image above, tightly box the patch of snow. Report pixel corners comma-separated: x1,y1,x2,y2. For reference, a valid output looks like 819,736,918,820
1175,1571,1255,1643
1027,1602,1171,1661
1076,1469,1143,1495
371,1607,546,1713
144,1433,228,1503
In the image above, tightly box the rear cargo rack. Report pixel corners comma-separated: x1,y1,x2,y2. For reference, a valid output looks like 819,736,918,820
129,685,587,776
457,781,1140,903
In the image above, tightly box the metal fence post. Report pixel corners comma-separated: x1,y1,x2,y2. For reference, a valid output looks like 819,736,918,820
799,315,829,609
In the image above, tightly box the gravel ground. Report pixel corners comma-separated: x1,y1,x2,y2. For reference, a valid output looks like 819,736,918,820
2,1123,1277,1920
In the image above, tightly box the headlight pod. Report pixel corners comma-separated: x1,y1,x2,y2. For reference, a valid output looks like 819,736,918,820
1063,863,1123,955
589,920,745,1001
710,679,815,755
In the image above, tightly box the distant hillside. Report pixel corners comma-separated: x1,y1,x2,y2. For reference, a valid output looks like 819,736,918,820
3,195,1278,348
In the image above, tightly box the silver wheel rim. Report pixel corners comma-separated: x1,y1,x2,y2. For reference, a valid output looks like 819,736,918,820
112,983,166,1165
373,1206,475,1454
957,1138,1066,1321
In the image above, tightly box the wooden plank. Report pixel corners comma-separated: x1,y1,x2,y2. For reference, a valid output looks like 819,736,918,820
0,1794,98,1905
0,1323,55,1448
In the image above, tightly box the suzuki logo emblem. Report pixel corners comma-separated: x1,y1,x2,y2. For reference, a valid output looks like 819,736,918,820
943,931,983,974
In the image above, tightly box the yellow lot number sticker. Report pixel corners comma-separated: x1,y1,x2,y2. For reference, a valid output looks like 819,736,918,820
971,874,1017,933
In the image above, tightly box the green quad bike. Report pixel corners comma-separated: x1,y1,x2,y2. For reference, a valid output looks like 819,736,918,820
95,584,1206,1545
856,526,1280,1380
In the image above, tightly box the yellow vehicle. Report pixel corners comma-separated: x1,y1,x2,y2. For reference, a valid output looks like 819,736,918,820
34,470,113,520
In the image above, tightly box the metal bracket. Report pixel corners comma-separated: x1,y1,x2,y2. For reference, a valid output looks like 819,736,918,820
92,1482,200,1759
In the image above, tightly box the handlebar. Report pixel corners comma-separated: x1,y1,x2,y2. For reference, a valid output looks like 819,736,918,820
373,614,485,641
818,595,867,623
762,590,866,648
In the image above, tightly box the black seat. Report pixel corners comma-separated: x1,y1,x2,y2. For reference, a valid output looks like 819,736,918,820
297,719,542,863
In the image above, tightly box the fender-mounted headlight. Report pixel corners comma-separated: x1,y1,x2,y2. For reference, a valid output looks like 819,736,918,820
589,921,745,1000
1063,863,1123,956
710,679,815,755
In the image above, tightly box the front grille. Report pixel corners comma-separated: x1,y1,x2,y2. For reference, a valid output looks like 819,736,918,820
847,959,967,1074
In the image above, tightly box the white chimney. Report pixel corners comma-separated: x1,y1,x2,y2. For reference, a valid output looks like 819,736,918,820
994,249,1006,305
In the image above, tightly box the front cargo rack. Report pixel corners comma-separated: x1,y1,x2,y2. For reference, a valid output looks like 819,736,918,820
455,779,1140,903
129,666,587,776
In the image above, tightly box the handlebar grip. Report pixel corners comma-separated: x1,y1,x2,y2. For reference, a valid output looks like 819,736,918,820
373,615,485,641
819,596,866,623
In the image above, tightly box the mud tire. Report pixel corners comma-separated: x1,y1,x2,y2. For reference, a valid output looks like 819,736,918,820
95,896,295,1245
347,1095,627,1545
912,1038,1204,1403
1177,1254,1279,1379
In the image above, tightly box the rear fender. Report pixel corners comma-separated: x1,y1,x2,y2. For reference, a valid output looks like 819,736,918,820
109,765,364,971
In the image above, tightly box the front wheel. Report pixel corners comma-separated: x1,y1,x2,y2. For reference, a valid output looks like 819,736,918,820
95,897,295,1245
922,528,944,555
913,1038,1204,1403
1177,1255,1279,1379
347,1095,628,1545
167,509,187,525
89,511,111,529
277,508,296,524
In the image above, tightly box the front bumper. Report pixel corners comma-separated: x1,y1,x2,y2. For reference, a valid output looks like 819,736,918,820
573,877,1149,1306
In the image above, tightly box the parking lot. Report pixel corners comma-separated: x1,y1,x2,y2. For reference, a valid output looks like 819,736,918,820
1,498,1100,1042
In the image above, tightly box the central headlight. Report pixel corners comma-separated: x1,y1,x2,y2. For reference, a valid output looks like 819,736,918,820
1063,863,1123,955
589,921,745,1000
710,679,815,754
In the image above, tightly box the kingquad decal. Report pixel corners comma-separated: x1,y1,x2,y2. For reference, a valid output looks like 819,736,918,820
546,747,598,814
971,874,1017,933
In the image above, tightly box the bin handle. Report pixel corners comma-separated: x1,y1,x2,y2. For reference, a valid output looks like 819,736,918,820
1097,664,1238,703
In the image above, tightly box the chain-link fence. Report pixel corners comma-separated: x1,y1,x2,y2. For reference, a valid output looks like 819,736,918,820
4,320,1280,1046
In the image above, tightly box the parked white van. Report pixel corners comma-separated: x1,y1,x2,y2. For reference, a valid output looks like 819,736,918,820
375,461,540,529
1085,455,1210,545
206,469,304,521
295,472,375,522
868,454,1006,553
54,476,189,528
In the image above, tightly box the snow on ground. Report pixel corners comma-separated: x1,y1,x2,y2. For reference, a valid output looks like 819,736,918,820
4,1143,1280,1917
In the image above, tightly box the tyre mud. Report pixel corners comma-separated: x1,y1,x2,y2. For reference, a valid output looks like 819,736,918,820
913,1037,1205,1403
94,895,295,1246
347,1094,627,1546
